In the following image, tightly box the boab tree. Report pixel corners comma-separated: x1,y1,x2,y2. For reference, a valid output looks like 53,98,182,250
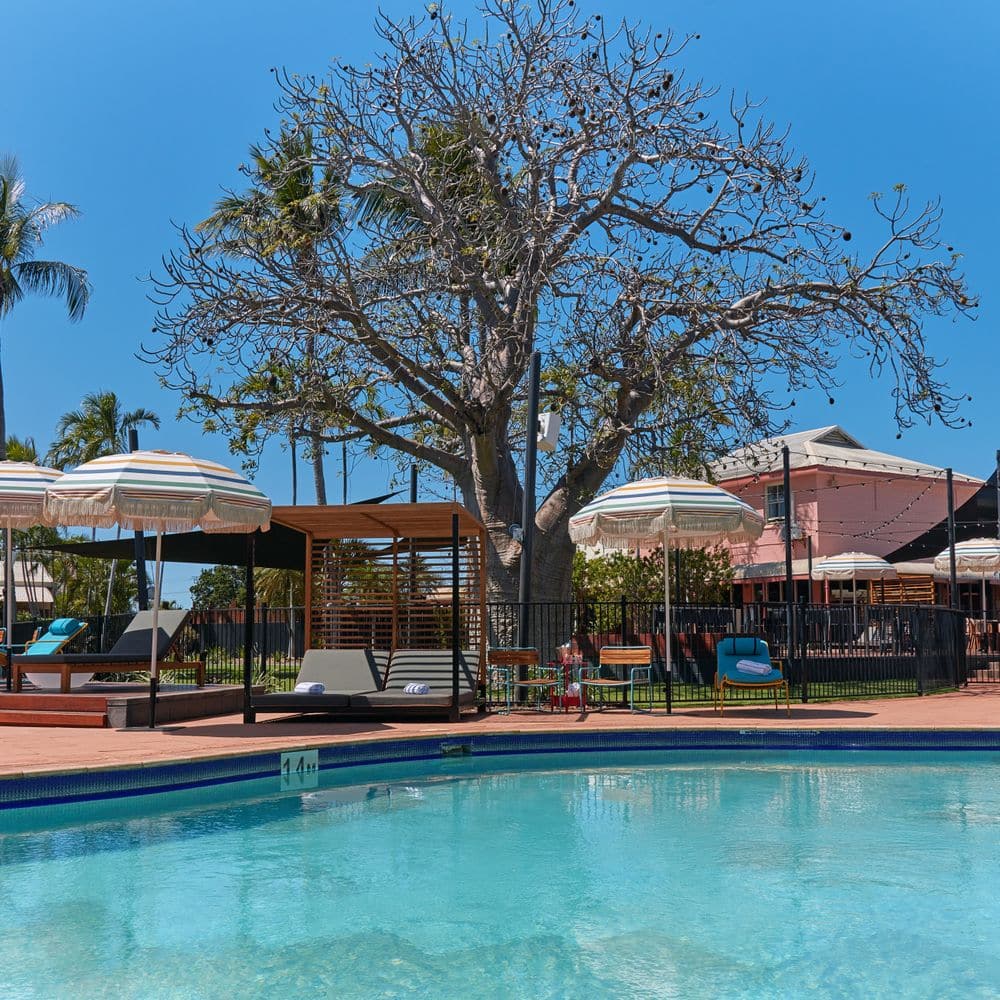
148,0,974,602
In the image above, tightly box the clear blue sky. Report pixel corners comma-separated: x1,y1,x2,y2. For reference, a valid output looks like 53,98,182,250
3,0,997,602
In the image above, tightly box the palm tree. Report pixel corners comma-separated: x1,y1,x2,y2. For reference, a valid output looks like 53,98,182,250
46,390,160,469
4,435,39,463
197,129,339,503
0,155,90,461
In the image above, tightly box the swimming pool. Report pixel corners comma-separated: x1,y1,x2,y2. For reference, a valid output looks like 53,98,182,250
2,749,998,998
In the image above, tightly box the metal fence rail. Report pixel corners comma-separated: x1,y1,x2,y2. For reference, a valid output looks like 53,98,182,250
5,600,970,704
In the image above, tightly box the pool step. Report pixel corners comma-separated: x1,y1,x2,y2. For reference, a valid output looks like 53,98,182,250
0,693,110,727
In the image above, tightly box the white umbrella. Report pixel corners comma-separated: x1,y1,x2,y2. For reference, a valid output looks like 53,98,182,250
0,462,63,688
811,551,896,634
933,538,1000,623
45,450,271,726
568,476,764,712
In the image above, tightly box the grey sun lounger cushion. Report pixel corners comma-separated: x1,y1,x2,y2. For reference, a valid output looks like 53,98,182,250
11,610,191,667
253,649,390,710
348,649,478,709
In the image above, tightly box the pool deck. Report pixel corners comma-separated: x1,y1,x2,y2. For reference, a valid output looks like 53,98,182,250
1,685,998,778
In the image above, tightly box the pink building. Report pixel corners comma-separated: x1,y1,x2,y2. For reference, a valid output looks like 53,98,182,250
711,427,983,603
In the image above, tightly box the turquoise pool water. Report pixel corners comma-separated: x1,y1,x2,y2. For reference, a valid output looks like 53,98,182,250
1,750,999,999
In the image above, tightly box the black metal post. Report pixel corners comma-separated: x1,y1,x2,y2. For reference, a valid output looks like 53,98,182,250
410,464,418,503
258,603,268,679
242,533,256,724
290,436,298,505
782,445,795,675
517,350,541,648
129,429,149,611
806,536,813,601
946,468,958,610
450,513,461,723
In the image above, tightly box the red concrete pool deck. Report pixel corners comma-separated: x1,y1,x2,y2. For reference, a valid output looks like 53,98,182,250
1,686,998,778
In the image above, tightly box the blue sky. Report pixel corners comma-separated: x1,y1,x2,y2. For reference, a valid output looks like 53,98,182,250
3,0,997,602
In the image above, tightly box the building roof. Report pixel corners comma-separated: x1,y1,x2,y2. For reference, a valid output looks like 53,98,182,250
712,426,982,484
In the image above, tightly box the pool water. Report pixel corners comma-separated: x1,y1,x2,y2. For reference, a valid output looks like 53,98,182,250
1,751,999,999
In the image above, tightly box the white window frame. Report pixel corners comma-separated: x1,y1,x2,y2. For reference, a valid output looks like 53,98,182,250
765,483,792,523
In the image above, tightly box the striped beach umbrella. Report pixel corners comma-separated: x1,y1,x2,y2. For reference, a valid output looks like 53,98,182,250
45,451,271,726
934,538,1000,622
811,552,896,631
569,477,764,712
0,462,62,686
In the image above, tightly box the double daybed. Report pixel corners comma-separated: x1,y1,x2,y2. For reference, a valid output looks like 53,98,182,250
247,647,480,721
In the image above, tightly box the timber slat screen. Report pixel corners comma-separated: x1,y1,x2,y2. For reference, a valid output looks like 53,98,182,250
308,534,484,653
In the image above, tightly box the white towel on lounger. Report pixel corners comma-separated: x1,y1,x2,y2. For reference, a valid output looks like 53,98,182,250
735,660,771,675
403,682,430,695
294,682,326,694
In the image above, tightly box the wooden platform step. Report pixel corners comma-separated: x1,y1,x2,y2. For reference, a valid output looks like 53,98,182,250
0,708,108,728
0,693,111,712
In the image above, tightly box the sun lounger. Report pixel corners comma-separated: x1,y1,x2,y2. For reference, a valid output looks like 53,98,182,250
12,610,204,693
347,649,478,710
249,649,389,715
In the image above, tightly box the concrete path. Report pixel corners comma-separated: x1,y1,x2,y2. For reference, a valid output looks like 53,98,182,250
2,686,998,778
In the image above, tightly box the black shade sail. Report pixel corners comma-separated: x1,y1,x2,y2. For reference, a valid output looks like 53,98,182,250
38,521,306,570
886,470,1000,563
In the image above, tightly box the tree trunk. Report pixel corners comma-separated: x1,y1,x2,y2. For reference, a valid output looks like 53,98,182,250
0,350,6,462
310,427,327,504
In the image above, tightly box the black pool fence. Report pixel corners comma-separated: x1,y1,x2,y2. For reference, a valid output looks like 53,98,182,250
4,600,976,706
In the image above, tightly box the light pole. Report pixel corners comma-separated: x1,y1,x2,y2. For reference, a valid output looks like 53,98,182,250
517,351,542,649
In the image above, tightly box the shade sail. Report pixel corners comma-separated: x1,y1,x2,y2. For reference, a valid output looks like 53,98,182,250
39,521,305,570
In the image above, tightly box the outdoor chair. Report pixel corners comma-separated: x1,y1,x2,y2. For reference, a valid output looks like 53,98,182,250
486,647,557,713
714,635,790,717
579,645,653,713
249,648,390,717
11,610,204,693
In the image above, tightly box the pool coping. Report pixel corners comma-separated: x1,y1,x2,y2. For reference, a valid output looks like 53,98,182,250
4,726,1000,811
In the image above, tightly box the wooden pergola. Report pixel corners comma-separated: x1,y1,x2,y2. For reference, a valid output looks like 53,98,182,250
266,502,487,663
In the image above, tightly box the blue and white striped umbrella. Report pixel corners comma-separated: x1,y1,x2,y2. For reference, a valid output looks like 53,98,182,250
933,538,1000,575
934,538,1000,622
0,462,63,678
811,552,897,582
569,477,763,712
568,476,764,548
44,450,271,726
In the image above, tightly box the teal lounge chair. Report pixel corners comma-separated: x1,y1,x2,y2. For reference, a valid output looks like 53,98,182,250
21,618,89,655
714,635,790,716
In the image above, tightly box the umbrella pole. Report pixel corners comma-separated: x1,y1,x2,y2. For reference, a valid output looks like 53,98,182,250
4,526,12,691
983,573,987,625
149,528,163,729
663,544,672,715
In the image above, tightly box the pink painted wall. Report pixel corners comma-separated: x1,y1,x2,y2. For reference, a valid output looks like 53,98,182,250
720,467,981,577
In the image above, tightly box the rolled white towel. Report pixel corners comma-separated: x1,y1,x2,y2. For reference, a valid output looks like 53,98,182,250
294,681,326,694
403,682,430,695
735,659,771,676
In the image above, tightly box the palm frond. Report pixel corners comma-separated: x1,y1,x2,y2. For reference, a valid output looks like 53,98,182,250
14,259,91,321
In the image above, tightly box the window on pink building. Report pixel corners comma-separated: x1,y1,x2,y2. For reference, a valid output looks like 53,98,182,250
765,484,792,522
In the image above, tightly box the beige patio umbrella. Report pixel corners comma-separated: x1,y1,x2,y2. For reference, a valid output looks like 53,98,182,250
811,551,897,635
45,450,271,726
934,538,1000,623
0,461,63,689
568,476,764,713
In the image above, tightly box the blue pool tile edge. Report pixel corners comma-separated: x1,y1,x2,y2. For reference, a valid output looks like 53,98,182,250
4,728,1000,810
